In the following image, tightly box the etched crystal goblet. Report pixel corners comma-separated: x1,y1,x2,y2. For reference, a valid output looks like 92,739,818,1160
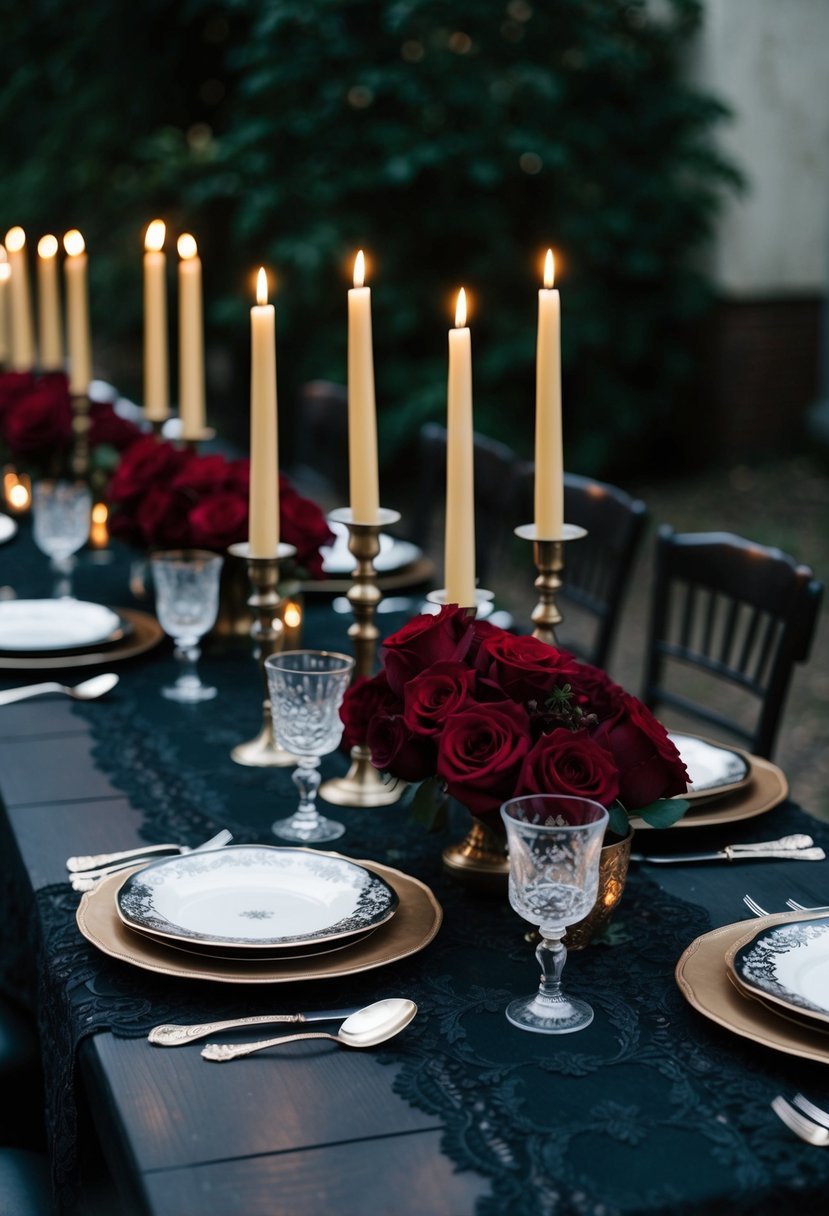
501,794,608,1034
265,649,355,843
151,550,223,702
32,480,92,597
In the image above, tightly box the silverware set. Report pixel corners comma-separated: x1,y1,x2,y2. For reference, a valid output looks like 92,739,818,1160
66,829,233,891
773,1094,829,1146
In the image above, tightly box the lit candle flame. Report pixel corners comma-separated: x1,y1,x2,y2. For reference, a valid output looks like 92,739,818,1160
283,601,302,629
63,229,86,257
5,227,25,253
177,233,198,260
544,249,555,289
8,482,30,511
37,234,59,259
256,267,268,306
455,287,467,329
145,220,166,253
92,502,108,525
353,250,365,289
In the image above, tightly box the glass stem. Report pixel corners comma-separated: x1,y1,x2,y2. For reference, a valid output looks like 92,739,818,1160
291,758,321,825
536,931,567,1002
174,642,202,690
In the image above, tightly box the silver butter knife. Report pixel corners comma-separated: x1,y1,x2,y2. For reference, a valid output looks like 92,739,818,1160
149,1005,364,1047
632,834,825,864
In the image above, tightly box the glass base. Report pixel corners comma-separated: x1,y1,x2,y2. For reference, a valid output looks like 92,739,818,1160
505,991,594,1035
162,682,218,703
271,814,346,843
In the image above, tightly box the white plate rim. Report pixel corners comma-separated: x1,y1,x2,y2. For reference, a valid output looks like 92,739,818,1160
668,731,753,802
729,915,829,1026
0,598,123,651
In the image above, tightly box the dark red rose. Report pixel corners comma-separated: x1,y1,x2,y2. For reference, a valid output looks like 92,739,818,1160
88,402,143,452
339,671,402,751
593,693,689,809
278,478,335,578
3,379,73,457
568,661,626,720
136,487,192,548
108,436,193,504
225,458,251,496
381,606,475,698
437,700,531,820
171,454,234,496
188,492,248,551
516,727,620,807
475,631,582,705
0,371,36,425
367,714,436,783
403,661,479,739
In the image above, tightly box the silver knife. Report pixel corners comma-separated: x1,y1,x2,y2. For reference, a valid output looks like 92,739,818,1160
631,834,825,864
149,1006,364,1047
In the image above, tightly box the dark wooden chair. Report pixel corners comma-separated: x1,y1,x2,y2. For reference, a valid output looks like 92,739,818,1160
643,527,823,759
411,422,519,587
510,462,648,669
289,380,350,507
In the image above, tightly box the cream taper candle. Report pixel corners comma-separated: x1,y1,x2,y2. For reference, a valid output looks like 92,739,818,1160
248,268,279,557
444,287,476,607
143,220,169,422
347,250,380,523
177,233,205,438
5,227,35,372
36,235,63,371
0,248,10,366
63,230,92,395
534,249,563,538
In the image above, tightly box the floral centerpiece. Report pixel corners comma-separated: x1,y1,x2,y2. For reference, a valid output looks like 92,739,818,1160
0,370,143,488
106,435,334,573
340,605,689,838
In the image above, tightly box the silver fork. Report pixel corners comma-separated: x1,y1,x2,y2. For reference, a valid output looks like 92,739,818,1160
69,829,232,891
743,894,769,917
772,1095,829,1145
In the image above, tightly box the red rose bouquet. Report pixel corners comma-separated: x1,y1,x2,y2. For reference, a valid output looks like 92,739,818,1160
107,436,334,574
340,606,690,836
0,371,143,485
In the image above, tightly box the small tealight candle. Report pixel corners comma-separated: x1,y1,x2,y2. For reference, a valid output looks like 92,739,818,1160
89,502,109,549
281,597,303,649
3,469,32,515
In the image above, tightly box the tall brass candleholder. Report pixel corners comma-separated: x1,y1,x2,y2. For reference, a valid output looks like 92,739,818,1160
229,540,298,768
319,506,405,808
70,393,91,479
514,522,587,646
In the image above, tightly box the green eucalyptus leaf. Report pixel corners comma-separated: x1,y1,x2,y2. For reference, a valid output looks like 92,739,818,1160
409,776,447,833
636,798,690,829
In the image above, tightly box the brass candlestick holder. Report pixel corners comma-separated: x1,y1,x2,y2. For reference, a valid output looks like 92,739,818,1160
70,393,91,479
229,540,298,767
514,522,587,646
319,506,405,808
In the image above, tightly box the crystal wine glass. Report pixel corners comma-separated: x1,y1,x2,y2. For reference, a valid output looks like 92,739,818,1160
32,480,92,597
500,794,609,1034
265,649,355,843
151,550,224,702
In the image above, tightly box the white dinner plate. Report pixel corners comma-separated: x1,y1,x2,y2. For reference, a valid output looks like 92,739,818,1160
321,522,422,576
0,599,123,652
669,732,752,802
116,846,399,949
0,515,17,545
728,915,829,1026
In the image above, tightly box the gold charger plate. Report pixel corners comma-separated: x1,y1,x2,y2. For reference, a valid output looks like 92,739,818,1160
675,911,829,1066
0,608,163,671
77,858,442,983
630,754,788,831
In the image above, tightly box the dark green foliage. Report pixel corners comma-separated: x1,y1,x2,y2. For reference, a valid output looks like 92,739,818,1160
0,0,740,472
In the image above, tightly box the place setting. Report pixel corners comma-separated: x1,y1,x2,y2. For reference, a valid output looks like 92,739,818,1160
630,732,790,833
75,842,443,986
676,903,829,1067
